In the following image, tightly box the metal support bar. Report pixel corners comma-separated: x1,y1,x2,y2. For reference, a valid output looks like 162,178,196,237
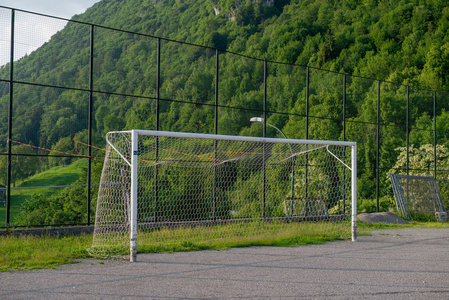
6,9,15,230
215,49,219,135
433,91,437,179
156,38,161,131
87,24,94,226
305,67,309,199
406,86,409,176
376,80,380,212
406,86,410,203
326,146,351,170
305,67,309,140
343,74,346,142
342,74,346,214
262,59,267,219
213,49,219,221
154,38,161,222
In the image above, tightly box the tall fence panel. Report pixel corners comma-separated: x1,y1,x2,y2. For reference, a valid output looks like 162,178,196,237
1,6,449,228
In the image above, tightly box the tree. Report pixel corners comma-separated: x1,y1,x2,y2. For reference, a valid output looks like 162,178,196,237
419,43,449,90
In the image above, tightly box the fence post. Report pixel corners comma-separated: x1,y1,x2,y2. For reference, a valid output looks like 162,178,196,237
154,38,161,222
262,59,267,219
6,9,15,231
406,86,409,176
305,67,309,199
215,49,219,134
433,91,437,179
343,74,346,142
376,80,380,212
156,38,160,131
305,67,309,139
87,24,94,226
342,74,346,214
406,86,410,203
213,49,219,221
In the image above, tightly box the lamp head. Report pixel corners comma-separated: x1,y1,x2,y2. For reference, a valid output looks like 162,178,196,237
250,117,264,123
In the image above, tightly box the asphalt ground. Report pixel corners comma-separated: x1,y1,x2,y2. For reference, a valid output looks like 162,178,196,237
1,228,449,299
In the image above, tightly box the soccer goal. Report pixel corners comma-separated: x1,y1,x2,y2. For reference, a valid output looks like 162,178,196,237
90,130,357,262
390,174,447,221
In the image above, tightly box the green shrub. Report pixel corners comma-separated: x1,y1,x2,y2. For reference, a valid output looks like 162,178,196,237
358,195,395,213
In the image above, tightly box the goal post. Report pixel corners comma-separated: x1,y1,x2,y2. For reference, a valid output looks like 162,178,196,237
90,130,357,262
130,129,138,262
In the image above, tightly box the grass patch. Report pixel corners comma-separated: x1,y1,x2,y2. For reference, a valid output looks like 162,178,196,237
3,220,449,272
19,160,85,188
0,233,91,272
137,226,342,254
4,222,350,271
0,159,86,224
358,220,449,230
358,222,411,230
89,221,351,258
408,221,449,228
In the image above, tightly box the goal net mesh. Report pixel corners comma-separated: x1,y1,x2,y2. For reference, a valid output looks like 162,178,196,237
390,174,446,220
89,131,354,257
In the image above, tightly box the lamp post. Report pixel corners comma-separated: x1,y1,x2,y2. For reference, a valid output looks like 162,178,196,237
250,117,295,213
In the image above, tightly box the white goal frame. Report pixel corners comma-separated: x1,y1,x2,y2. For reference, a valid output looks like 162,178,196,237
105,130,357,262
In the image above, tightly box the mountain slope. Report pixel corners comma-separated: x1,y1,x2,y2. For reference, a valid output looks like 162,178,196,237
1,0,449,201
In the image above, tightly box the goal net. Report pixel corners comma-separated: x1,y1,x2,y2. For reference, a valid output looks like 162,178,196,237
390,174,446,221
89,130,357,261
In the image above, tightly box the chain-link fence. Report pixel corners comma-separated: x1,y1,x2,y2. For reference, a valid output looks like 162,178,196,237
1,6,448,228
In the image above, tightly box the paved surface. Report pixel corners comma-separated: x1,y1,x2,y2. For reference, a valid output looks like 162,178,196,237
1,228,449,299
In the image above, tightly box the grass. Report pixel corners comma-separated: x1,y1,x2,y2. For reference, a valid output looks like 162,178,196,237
3,221,348,272
136,222,346,254
0,234,91,272
2,220,449,272
358,220,449,230
0,159,85,224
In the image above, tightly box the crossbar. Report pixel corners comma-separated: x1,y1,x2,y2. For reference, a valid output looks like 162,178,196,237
108,130,357,147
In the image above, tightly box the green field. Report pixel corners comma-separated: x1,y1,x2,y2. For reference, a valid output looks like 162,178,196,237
0,159,86,225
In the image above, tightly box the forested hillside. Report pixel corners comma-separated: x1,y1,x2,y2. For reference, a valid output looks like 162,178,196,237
75,0,449,89
3,0,449,143
1,0,449,225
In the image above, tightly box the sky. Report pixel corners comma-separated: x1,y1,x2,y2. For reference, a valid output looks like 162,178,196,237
0,0,102,66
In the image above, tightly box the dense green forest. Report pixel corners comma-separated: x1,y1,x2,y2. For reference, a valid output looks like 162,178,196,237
2,0,449,225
